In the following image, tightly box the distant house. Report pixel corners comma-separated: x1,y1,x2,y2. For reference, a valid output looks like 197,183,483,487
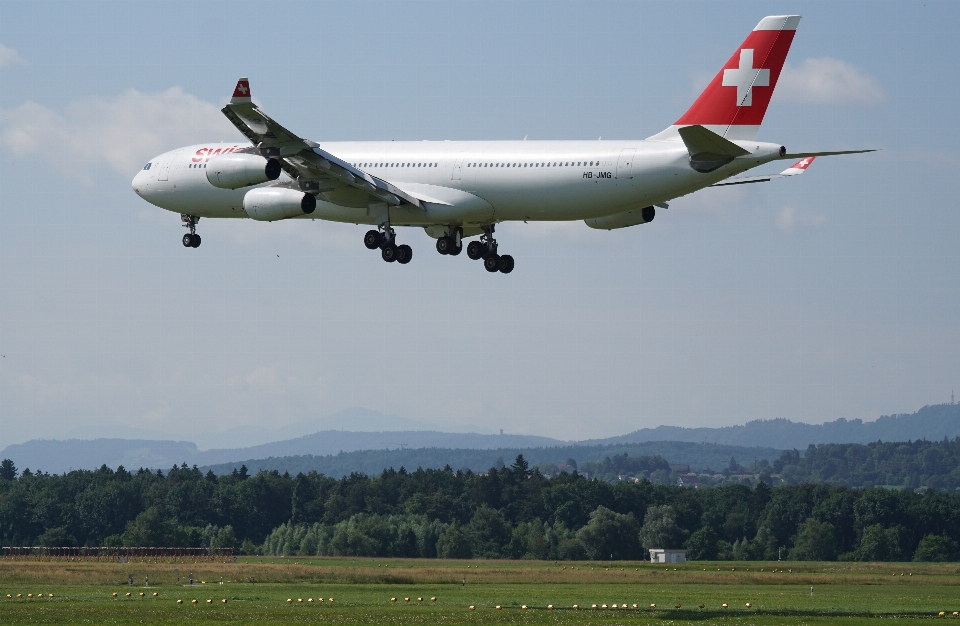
649,549,687,564
678,473,701,488
668,464,690,473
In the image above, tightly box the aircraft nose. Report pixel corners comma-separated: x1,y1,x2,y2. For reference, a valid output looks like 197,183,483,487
132,170,144,195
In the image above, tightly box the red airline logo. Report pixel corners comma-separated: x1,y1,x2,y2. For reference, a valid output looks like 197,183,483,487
192,146,242,163
232,79,251,99
722,49,770,107
676,28,795,127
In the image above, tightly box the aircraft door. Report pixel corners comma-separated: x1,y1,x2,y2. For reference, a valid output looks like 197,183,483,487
451,153,465,181
158,150,180,182
616,148,636,179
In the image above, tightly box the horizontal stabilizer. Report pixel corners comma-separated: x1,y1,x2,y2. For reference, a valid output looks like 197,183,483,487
781,149,875,159
678,125,751,158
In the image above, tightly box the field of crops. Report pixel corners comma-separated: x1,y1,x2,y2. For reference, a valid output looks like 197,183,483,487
2,557,959,624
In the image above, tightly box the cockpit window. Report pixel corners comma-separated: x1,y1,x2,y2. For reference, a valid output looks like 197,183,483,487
143,163,152,170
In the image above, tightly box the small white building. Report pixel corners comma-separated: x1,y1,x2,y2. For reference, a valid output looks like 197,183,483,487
649,549,687,564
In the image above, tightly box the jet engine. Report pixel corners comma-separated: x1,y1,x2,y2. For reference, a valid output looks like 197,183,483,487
206,153,282,189
584,206,655,230
242,187,317,221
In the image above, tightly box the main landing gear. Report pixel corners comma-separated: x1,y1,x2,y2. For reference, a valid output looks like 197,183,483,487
364,227,412,264
181,214,201,248
466,225,513,274
435,229,463,256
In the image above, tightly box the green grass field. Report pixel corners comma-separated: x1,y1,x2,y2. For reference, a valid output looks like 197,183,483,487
2,557,959,624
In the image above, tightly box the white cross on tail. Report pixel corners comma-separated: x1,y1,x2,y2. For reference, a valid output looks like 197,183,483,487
722,49,770,106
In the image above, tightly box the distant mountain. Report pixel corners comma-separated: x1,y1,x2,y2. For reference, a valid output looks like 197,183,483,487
194,430,564,467
0,430,563,474
0,439,201,474
588,404,960,450
55,407,494,450
198,440,786,479
5,404,957,475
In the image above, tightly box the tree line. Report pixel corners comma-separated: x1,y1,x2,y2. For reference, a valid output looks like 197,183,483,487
771,437,960,489
1,455,958,562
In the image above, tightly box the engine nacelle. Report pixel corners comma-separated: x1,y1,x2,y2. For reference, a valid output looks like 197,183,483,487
242,187,317,221
584,206,655,230
206,153,281,189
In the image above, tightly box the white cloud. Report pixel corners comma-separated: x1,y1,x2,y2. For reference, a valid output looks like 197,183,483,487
0,43,24,67
0,87,234,181
776,206,827,234
778,57,886,105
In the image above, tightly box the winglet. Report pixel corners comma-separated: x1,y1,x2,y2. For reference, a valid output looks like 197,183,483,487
780,156,815,176
231,77,252,105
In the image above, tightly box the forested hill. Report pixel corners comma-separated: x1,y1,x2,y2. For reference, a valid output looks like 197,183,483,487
774,437,960,490
591,404,960,449
199,441,784,478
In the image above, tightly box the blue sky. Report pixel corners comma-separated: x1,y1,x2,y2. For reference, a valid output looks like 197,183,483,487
1,1,958,449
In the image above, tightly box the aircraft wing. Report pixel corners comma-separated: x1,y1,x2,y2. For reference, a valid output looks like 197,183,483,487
220,78,424,209
712,156,817,187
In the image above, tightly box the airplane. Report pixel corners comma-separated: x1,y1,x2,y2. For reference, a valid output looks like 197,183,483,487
131,14,871,274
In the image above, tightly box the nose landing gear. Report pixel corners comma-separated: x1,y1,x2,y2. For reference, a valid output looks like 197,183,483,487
181,214,201,248
467,225,513,274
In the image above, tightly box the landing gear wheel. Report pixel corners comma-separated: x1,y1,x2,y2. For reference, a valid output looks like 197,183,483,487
436,236,455,255
181,214,200,249
364,230,383,250
448,242,462,256
484,254,500,273
498,254,514,274
396,244,413,264
382,243,398,263
467,241,485,260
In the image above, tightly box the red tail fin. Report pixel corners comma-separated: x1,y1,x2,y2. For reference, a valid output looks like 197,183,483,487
651,15,800,142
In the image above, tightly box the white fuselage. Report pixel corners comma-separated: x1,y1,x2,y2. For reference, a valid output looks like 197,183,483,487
131,138,784,230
